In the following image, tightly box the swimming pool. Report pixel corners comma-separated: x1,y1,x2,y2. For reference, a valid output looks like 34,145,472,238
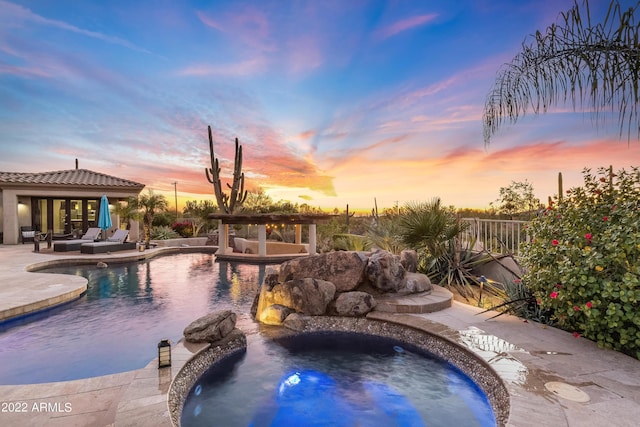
181,332,497,427
0,253,267,385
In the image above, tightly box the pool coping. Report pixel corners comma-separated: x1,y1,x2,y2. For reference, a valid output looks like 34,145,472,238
0,245,217,323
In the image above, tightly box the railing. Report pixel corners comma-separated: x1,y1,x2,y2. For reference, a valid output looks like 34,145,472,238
460,218,531,257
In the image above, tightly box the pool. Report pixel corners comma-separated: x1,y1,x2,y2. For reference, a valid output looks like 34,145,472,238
181,332,497,427
0,253,268,384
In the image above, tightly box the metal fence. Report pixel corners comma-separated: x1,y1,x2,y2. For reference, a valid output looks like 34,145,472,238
460,218,531,257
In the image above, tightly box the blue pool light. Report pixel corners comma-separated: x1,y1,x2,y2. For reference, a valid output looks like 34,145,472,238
249,370,427,427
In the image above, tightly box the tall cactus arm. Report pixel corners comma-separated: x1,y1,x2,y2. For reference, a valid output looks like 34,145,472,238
206,126,229,213
204,126,249,214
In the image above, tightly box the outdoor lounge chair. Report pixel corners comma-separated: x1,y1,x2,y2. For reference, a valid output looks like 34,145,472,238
53,227,102,252
80,229,136,254
20,226,36,244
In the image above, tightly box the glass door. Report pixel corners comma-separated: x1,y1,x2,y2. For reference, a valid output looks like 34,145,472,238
53,199,68,234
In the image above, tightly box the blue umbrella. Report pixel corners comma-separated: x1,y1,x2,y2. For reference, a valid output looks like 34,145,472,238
98,194,113,240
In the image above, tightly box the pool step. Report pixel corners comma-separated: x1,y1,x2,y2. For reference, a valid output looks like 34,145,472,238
372,285,453,314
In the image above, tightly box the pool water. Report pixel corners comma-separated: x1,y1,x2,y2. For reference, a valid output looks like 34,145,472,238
0,253,267,384
182,333,496,427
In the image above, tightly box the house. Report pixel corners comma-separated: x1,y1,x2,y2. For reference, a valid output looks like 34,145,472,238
0,166,145,245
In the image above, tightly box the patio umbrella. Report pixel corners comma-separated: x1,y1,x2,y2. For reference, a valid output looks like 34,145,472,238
98,194,113,240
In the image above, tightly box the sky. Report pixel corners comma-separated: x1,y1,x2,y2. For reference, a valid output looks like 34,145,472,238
1,0,639,213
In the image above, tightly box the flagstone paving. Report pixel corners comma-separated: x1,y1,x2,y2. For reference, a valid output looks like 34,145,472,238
0,244,638,426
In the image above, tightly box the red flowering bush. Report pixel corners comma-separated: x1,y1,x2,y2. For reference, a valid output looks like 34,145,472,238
522,167,640,359
172,221,194,238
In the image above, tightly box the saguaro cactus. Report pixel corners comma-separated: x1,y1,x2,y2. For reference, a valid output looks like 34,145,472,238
345,204,356,232
558,172,563,202
205,126,248,214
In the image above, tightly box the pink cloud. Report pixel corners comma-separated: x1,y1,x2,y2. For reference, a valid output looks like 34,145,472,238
178,58,267,77
375,14,438,40
286,35,324,74
196,11,224,31
0,0,151,54
0,63,49,78
294,130,316,140
197,6,275,53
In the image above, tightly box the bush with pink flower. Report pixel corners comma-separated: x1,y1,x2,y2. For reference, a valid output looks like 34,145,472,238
522,166,640,359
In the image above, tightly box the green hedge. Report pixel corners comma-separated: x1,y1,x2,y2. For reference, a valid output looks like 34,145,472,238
522,167,640,359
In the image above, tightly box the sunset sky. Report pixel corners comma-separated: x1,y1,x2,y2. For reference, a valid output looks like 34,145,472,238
1,0,639,213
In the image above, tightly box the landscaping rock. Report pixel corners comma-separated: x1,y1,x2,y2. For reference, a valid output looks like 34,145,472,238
335,291,377,317
278,251,367,292
183,310,236,343
260,304,294,326
282,313,311,331
401,272,432,293
400,249,418,273
258,278,336,317
263,266,280,290
366,250,406,292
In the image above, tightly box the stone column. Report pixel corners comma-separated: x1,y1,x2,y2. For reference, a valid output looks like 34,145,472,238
2,190,19,244
129,219,141,242
218,222,227,255
294,224,302,244
258,224,267,256
308,224,317,255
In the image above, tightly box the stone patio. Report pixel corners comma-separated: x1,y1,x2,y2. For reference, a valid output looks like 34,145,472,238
0,244,638,426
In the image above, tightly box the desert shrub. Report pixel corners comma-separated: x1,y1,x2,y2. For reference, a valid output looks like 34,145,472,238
366,215,407,254
332,234,372,251
522,167,640,359
151,226,180,240
172,221,194,238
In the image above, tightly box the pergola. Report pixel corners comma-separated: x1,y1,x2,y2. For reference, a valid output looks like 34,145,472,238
208,213,334,257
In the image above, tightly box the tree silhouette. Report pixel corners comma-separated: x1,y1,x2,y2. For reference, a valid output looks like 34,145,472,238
483,0,640,144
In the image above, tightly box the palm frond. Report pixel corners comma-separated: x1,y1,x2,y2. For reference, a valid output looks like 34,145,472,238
484,0,640,144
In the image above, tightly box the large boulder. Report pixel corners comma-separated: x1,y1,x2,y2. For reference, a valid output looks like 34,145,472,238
262,266,280,290
260,304,295,326
365,250,406,292
184,310,236,343
400,249,418,273
401,272,432,293
334,291,377,317
258,278,336,318
282,312,311,331
278,252,367,292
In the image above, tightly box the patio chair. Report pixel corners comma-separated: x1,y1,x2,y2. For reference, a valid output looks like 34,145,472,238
80,229,136,254
53,227,102,252
20,226,36,244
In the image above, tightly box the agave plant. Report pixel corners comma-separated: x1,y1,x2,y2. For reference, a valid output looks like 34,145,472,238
398,198,502,300
151,225,180,240
422,236,504,301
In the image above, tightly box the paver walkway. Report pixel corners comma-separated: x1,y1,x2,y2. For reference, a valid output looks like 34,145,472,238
0,244,638,426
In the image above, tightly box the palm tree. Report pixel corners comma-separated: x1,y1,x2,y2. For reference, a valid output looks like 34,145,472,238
130,190,168,248
113,199,141,231
483,0,640,144
399,198,464,259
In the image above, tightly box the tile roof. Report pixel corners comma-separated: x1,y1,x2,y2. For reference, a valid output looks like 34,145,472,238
0,169,145,188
